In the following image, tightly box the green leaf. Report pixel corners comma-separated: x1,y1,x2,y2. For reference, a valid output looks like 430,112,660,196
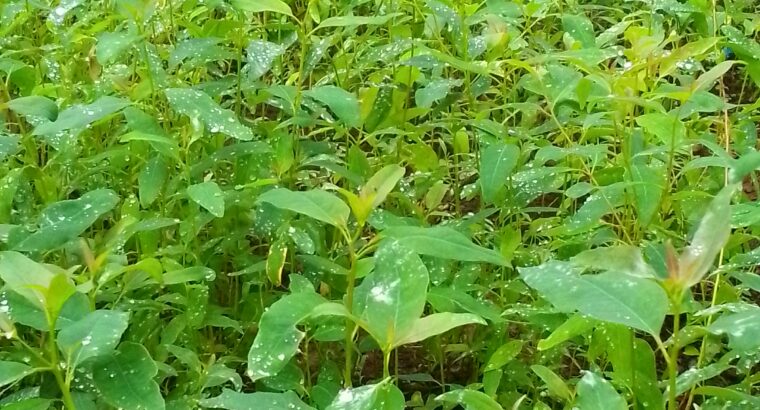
479,142,520,205
562,14,596,48
519,261,668,336
187,181,225,218
538,314,594,351
575,371,627,410
247,292,326,381
326,379,401,410
13,189,120,252
484,340,523,372
393,312,485,348
636,113,686,145
200,389,315,410
560,183,626,234
677,184,737,288
0,252,54,308
0,361,34,387
32,96,129,138
531,364,573,402
57,310,130,369
138,156,168,207
435,389,504,410
202,364,243,390
1,398,53,410
382,226,507,266
96,31,139,64
229,0,293,16
315,13,403,30
361,164,405,210
0,134,20,161
353,239,428,350
165,88,253,141
708,306,760,352
257,188,350,228
304,86,361,127
246,40,285,81
169,38,233,69
163,266,216,285
628,164,665,228
571,245,657,279
415,79,462,108
92,342,165,410
6,96,58,121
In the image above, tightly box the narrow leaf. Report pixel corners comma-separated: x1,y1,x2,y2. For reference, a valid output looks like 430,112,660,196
394,313,485,348
257,188,350,228
479,142,520,205
382,226,507,266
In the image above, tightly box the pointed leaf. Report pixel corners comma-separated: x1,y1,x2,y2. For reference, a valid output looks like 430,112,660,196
354,239,428,350
360,164,405,210
257,188,350,228
519,261,668,336
92,342,164,410
163,266,215,285
247,292,326,381
435,389,503,410
575,371,627,410
187,181,225,218
531,364,573,401
562,14,595,48
0,251,55,308
394,312,485,348
628,164,665,227
678,184,737,287
708,306,760,352
229,0,293,16
32,96,129,144
315,13,403,30
0,361,34,387
304,86,361,127
13,189,120,252
382,226,507,265
6,96,58,121
96,31,140,64
58,310,130,369
200,389,314,410
327,379,400,410
138,156,169,207
479,142,520,205
165,88,253,141
246,40,285,81
484,340,523,372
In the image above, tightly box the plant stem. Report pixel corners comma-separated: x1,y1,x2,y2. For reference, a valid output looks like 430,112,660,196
46,316,75,409
343,229,358,387
383,349,391,379
667,296,682,410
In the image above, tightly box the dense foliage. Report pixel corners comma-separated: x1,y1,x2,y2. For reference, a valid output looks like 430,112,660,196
1,0,760,408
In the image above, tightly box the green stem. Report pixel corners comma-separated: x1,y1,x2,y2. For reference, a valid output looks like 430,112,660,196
46,316,75,409
667,297,682,410
343,229,358,387
383,349,391,379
